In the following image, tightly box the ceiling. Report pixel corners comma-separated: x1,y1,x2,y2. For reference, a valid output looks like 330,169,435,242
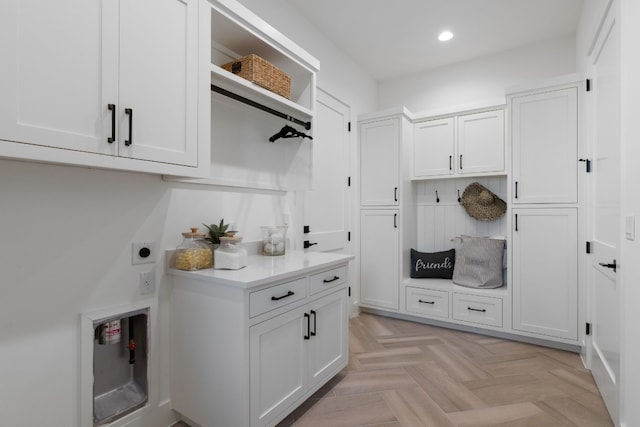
284,0,584,81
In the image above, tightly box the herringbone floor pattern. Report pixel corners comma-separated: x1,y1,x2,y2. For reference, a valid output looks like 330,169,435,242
277,312,614,427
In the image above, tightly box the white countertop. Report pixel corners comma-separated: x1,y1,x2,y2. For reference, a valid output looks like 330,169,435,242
168,250,354,289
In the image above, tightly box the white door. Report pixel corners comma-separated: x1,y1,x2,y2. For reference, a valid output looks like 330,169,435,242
250,306,308,427
308,289,348,388
303,89,351,252
360,118,399,206
512,208,578,340
413,118,455,177
511,87,578,204
0,0,114,154
457,110,505,174
588,7,621,425
118,0,198,166
360,209,400,310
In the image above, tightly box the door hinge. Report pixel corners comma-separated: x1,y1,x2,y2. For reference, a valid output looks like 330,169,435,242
348,286,351,297
586,78,591,92
348,121,351,132
579,158,592,173
348,176,351,187
586,241,592,254
347,231,351,241
586,322,591,335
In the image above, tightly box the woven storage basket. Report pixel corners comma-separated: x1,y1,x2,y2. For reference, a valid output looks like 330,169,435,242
221,54,291,99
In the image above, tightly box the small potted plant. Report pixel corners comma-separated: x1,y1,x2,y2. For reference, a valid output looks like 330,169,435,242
203,218,237,245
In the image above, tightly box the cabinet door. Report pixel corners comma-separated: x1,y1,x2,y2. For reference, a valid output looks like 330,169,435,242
118,0,198,166
457,110,504,174
512,208,578,340
360,119,399,206
413,118,455,177
308,289,348,389
360,210,400,310
511,88,578,203
0,0,115,155
250,306,308,427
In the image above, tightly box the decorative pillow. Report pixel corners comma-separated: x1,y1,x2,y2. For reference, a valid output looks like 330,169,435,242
410,249,456,279
452,235,505,288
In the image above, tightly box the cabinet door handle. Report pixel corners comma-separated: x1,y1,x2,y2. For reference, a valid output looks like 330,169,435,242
459,154,463,170
304,312,310,340
599,260,617,272
449,155,452,170
418,299,435,305
515,214,518,232
467,307,486,313
271,290,294,301
107,104,116,143
515,181,518,199
125,108,133,146
310,310,317,337
394,187,398,202
323,276,340,283
394,213,398,228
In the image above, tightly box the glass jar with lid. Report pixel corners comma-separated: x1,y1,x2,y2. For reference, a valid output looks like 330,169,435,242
215,235,247,270
175,227,213,271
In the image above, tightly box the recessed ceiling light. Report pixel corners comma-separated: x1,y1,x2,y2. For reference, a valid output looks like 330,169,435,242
438,31,454,42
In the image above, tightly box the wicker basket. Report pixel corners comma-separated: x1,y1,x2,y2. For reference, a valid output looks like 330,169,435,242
221,54,291,100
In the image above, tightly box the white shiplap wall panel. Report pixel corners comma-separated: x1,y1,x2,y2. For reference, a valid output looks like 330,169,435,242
415,177,508,252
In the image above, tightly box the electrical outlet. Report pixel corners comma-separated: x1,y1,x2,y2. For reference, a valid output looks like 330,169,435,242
140,270,155,295
132,241,156,265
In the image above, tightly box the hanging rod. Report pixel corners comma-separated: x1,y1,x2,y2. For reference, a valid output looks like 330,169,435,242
211,84,311,130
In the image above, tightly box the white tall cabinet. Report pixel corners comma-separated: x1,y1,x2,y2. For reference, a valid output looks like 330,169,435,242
508,77,582,345
359,109,415,312
0,0,201,174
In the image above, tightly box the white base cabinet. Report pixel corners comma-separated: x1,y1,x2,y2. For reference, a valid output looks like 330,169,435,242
512,208,578,340
170,252,352,427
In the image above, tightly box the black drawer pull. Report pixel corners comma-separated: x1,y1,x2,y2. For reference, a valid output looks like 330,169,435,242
418,299,435,305
271,291,294,301
467,307,486,313
323,276,340,283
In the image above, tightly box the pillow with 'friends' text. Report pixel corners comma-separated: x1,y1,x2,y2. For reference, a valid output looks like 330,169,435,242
410,248,455,279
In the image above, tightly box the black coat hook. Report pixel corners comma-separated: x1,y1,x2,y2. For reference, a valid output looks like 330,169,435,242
457,189,461,203
436,190,440,203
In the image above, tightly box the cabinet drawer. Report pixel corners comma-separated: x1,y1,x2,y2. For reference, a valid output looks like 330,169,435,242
406,287,449,318
452,293,503,327
309,266,347,295
250,278,307,318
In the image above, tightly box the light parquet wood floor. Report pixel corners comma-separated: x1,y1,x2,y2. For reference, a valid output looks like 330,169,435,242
276,313,614,427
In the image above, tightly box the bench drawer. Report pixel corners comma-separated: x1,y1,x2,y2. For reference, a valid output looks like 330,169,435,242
452,293,503,327
406,287,449,318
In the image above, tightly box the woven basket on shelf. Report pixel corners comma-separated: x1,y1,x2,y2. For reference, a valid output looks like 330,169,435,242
221,54,291,100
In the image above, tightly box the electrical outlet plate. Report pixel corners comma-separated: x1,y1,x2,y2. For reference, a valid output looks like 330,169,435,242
132,241,156,265
140,270,155,295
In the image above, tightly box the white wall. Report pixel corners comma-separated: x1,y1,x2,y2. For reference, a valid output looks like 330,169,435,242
378,36,577,113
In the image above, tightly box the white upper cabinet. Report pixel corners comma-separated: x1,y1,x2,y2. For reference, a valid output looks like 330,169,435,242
413,118,455,177
413,109,505,179
360,118,401,206
0,0,200,173
457,110,505,174
511,87,578,204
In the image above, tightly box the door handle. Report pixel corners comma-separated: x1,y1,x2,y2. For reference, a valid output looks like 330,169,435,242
107,104,116,143
459,154,463,170
310,310,316,337
394,213,398,228
449,155,452,170
304,240,318,249
515,181,519,199
125,108,133,146
394,187,398,202
304,312,310,340
599,260,617,272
